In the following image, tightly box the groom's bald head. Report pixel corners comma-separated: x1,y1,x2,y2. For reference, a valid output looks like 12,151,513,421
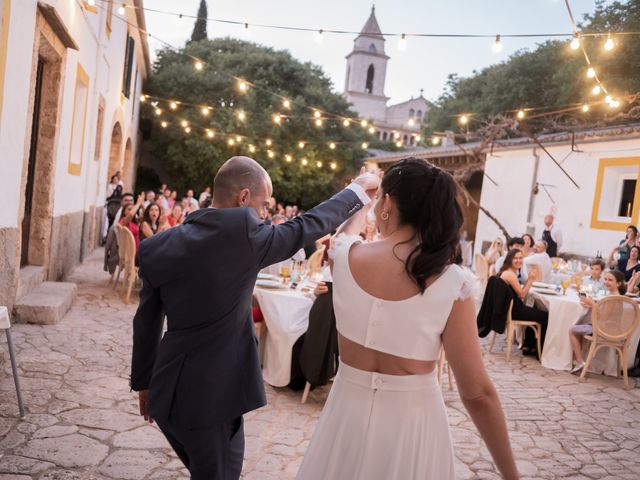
213,156,273,218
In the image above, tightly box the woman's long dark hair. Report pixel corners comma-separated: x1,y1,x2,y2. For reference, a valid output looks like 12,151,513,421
143,203,160,232
381,158,464,293
608,270,627,295
497,248,521,277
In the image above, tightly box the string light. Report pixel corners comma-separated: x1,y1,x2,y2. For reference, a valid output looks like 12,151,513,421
87,0,95,6
228,138,235,146
329,142,336,150
313,110,322,119
407,118,415,126
368,126,375,134
604,34,615,51
273,114,282,125
201,106,211,116
285,154,293,162
194,60,204,71
492,34,503,53
265,139,272,147
342,119,350,127
592,85,602,95
155,108,162,116
360,119,368,127
301,158,308,166
581,104,590,113
235,135,242,143
330,162,337,170
238,80,249,92
316,161,323,168
206,129,215,138
243,23,251,39
398,33,407,51
587,67,596,78
282,99,291,109
361,142,369,149
237,110,246,121
267,150,275,158
315,29,324,44
432,137,440,145
517,110,525,119
161,121,168,128
610,99,620,108
249,144,256,153
393,132,400,140
415,135,421,142
298,141,305,149
605,95,612,104
118,4,126,15
184,126,191,133
170,101,178,110
395,141,403,148
315,118,323,127
181,120,188,128
459,114,469,125
570,34,580,50
140,94,146,102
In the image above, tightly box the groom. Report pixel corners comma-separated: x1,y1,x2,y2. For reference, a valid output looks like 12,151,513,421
130,156,378,479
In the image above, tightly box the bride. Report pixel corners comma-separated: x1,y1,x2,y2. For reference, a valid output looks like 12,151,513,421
297,159,519,479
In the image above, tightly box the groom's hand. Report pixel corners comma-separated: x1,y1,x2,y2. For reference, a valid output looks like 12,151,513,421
138,390,154,424
352,167,381,200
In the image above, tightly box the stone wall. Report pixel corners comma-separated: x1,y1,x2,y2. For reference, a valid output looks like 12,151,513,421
0,227,19,311
47,211,83,281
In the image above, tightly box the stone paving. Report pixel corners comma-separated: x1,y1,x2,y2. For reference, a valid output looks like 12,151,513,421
0,249,639,480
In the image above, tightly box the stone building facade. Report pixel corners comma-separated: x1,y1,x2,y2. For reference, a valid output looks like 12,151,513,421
0,0,150,311
344,7,428,146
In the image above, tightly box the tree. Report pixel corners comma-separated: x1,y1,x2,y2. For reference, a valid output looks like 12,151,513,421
424,0,640,136
142,39,368,209
190,0,208,43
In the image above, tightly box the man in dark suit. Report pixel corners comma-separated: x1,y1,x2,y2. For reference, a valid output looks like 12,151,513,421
130,156,378,479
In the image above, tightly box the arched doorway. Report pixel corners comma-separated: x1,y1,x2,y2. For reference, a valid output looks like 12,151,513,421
107,122,123,184
122,138,133,190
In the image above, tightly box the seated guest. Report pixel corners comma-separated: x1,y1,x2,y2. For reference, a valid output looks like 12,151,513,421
157,188,171,215
618,245,640,281
185,189,200,212
568,270,626,374
607,224,638,268
582,259,605,292
168,190,177,210
166,204,184,227
198,186,212,207
499,249,548,357
495,237,528,284
484,236,505,268
140,203,167,242
119,204,140,253
521,233,535,257
524,240,553,283
113,192,144,226
142,190,156,209
261,214,306,276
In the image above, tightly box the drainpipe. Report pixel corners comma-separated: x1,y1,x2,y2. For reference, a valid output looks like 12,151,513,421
526,147,540,236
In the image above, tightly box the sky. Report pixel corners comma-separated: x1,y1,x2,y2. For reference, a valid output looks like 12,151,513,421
143,0,603,105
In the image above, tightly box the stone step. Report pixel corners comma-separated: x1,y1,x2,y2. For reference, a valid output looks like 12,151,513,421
13,282,77,325
16,265,46,300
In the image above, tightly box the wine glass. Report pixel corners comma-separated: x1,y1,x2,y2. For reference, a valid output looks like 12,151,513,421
280,265,291,284
561,278,570,295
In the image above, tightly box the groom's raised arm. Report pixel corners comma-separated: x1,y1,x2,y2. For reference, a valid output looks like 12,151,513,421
247,184,371,269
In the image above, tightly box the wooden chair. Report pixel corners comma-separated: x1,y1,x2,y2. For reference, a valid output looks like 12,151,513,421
474,252,489,290
437,348,454,390
488,300,542,362
579,296,640,390
307,245,326,274
115,224,138,304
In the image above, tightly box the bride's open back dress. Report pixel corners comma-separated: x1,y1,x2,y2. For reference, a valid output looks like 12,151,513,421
297,235,476,479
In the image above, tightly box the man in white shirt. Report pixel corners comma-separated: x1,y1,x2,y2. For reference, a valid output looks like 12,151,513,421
186,189,200,212
142,190,156,209
541,214,563,257
524,241,553,283
199,187,212,207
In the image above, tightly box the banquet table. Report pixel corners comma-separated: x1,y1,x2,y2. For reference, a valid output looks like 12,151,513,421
254,285,313,387
531,289,640,376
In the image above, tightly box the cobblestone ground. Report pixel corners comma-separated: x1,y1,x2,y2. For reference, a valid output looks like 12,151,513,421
0,250,639,480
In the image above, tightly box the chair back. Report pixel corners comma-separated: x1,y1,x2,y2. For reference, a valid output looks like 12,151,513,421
307,245,326,273
592,296,640,342
117,224,137,270
474,252,489,288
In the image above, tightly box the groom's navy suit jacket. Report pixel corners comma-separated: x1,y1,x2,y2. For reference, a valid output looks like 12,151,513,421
130,189,363,428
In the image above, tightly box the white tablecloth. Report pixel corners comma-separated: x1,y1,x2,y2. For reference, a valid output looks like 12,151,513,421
533,290,640,376
254,286,313,387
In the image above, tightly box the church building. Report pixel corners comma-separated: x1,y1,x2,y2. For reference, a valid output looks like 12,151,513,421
344,7,428,147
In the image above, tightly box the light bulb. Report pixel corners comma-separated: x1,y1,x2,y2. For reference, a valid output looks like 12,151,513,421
315,118,323,127
243,23,251,39
605,95,612,104
301,158,308,166
316,161,323,168
581,104,590,113
181,120,188,128
329,142,336,150
459,114,469,125
228,138,235,146
517,110,525,119
235,136,242,143
170,101,178,110
604,36,614,51
330,162,337,170
315,29,324,44
342,119,350,127
201,106,210,116
592,85,602,95
432,137,440,145
395,141,403,148
415,135,421,142
407,118,415,126
492,34,503,53
206,129,215,138
587,67,596,78
161,121,168,128
368,126,375,134
273,114,282,125
283,99,291,109
238,80,248,92
361,119,368,127
285,154,293,162
237,110,246,121
118,4,126,15
393,132,400,140
361,142,369,149
87,0,96,6
140,94,146,102
298,141,305,149
194,61,204,71
313,110,322,119
267,150,275,158
249,145,256,153
155,108,162,116
398,33,407,52
610,99,620,108
184,127,191,133
570,36,580,50
265,139,272,147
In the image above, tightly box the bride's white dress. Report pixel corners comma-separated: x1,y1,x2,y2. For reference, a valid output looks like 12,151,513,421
296,235,476,480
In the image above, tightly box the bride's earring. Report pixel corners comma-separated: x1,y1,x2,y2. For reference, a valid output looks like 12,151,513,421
381,211,389,221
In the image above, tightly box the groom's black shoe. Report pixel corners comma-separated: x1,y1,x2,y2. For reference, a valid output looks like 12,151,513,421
627,366,640,377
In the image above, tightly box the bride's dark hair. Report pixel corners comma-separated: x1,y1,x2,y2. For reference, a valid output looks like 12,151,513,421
381,158,464,293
